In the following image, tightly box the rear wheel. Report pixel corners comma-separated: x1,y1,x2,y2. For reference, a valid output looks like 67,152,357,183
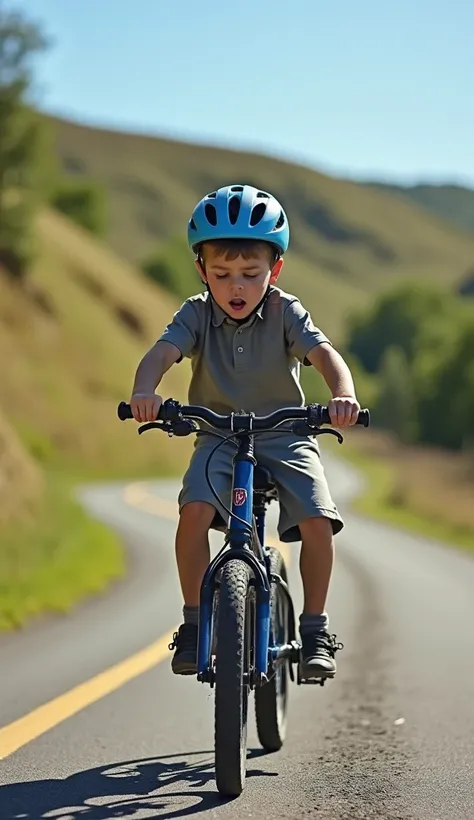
255,547,290,751
214,559,251,797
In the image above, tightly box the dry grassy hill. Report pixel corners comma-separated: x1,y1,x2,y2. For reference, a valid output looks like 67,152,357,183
48,115,474,340
0,207,196,628
0,208,193,481
0,407,43,527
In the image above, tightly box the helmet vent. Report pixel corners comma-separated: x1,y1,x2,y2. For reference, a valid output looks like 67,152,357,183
228,196,241,224
273,210,286,230
230,185,243,192
205,203,218,226
207,191,217,198
189,218,197,231
250,202,267,226
257,191,269,198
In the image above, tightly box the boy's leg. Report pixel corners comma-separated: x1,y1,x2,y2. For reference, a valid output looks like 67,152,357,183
175,501,216,607
299,516,334,614
254,433,343,680
170,437,234,675
170,501,216,675
298,515,339,679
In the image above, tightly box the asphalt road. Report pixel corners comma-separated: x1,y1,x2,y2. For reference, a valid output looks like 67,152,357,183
1,447,474,819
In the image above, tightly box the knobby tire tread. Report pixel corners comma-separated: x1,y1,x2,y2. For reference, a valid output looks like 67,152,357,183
214,559,251,797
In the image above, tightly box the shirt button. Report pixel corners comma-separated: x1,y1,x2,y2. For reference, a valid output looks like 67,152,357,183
237,346,244,353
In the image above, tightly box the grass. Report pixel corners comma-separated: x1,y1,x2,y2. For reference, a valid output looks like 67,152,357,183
0,469,125,630
0,208,193,631
48,113,474,344
339,429,474,553
0,209,193,479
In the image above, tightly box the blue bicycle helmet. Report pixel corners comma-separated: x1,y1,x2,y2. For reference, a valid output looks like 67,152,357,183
187,184,289,255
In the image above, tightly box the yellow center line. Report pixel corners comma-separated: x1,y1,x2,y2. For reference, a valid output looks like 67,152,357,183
0,481,291,761
0,630,175,761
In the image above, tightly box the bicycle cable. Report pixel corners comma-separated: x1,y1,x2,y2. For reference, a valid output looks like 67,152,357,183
203,423,297,533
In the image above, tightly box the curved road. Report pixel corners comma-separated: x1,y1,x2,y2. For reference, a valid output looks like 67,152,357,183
1,449,473,819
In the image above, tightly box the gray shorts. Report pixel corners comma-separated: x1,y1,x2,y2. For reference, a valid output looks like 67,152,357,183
178,431,344,542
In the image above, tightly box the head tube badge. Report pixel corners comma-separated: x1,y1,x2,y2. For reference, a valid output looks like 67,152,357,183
233,488,247,506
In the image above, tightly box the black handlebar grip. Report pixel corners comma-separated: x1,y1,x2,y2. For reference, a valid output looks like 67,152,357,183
357,409,370,427
320,407,370,427
117,402,133,420
117,401,167,422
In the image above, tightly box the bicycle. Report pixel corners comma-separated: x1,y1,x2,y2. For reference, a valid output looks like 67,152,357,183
118,398,370,797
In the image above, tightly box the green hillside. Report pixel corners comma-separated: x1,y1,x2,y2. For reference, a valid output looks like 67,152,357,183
366,181,474,236
47,115,474,341
0,208,192,628
1,208,192,480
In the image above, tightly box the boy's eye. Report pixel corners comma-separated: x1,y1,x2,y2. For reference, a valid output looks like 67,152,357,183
213,271,259,280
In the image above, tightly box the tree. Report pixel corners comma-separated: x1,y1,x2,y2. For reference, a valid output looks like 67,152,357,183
142,252,175,291
374,346,417,443
417,319,474,450
457,268,474,298
0,6,50,278
51,179,107,236
141,236,198,301
347,282,452,374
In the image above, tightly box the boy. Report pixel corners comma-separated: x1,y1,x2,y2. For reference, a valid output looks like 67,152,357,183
129,184,360,681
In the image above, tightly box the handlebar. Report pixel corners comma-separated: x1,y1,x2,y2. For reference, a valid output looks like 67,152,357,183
117,398,370,432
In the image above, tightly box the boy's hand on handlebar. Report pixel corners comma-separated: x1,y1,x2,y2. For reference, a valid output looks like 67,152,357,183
328,396,360,428
130,393,163,423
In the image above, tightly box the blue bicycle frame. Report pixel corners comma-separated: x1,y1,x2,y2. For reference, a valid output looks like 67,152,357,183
196,431,274,684
117,394,368,688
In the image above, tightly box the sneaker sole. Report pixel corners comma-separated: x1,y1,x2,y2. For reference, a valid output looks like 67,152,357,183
171,662,197,675
299,664,336,680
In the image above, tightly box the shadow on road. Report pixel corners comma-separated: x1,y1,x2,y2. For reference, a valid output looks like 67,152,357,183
0,748,277,818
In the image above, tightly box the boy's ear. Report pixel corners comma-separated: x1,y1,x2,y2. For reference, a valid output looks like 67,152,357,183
269,257,284,284
195,259,207,283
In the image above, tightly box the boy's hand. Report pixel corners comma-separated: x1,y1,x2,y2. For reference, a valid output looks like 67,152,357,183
328,396,360,428
130,393,163,423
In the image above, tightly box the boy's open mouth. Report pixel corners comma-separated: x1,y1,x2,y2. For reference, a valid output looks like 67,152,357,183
229,298,247,312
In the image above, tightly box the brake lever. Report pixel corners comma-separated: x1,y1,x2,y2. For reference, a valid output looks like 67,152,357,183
319,428,344,444
137,421,171,435
137,419,198,437
292,421,344,444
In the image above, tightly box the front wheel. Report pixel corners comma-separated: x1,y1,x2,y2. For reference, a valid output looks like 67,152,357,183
255,547,290,751
214,559,251,797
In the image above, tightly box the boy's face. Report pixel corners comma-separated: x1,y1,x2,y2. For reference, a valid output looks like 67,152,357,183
196,245,284,320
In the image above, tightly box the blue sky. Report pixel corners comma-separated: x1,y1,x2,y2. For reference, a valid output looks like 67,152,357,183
16,0,474,185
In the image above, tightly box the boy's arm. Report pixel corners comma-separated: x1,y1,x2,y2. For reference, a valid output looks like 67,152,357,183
283,297,359,427
130,297,201,423
306,342,360,427
130,341,181,422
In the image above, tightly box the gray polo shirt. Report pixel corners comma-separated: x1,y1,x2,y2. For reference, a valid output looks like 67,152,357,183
158,285,330,415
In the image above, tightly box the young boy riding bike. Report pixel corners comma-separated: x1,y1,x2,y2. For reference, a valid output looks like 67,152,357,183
129,184,360,681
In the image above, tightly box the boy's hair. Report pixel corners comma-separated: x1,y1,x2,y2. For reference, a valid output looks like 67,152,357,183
198,238,279,268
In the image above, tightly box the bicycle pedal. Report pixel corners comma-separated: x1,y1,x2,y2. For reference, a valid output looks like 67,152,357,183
299,677,327,686
297,667,329,686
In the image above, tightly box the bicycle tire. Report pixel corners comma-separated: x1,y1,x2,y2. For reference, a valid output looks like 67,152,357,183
214,558,251,797
254,546,290,751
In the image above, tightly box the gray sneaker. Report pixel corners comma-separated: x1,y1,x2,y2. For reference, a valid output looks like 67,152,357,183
169,624,198,675
299,630,343,680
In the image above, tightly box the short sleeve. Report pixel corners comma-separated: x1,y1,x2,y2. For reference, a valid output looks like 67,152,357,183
284,299,331,365
157,299,201,361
